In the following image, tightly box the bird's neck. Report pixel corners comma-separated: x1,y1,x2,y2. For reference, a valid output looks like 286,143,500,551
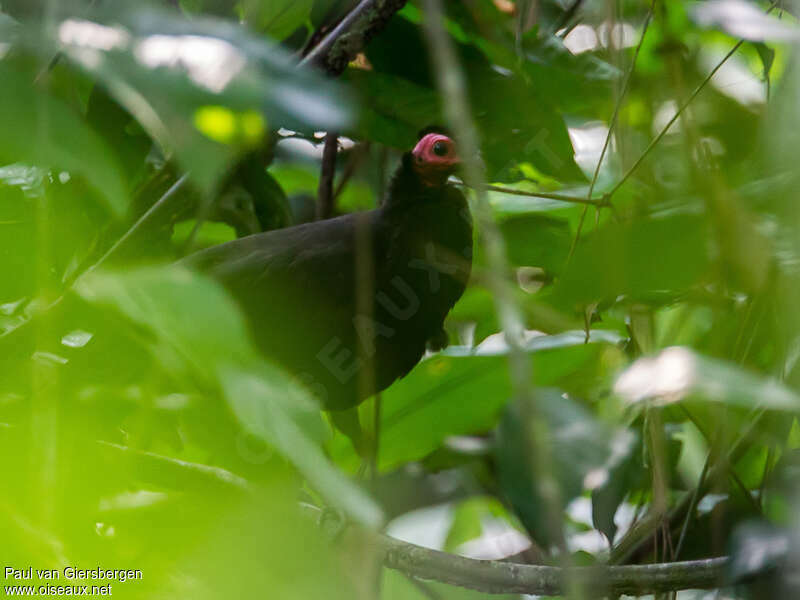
382,153,448,210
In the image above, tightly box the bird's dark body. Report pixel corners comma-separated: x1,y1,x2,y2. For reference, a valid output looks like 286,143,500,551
182,153,472,410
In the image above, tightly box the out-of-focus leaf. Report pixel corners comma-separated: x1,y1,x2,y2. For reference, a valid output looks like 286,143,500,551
499,213,571,274
221,367,384,527
0,66,128,215
344,69,439,149
495,388,629,548
329,332,625,471
615,346,800,411
692,1,800,42
752,42,776,80
76,267,383,527
75,267,255,376
554,213,709,305
241,0,312,41
20,4,351,192
444,498,485,552
164,492,358,600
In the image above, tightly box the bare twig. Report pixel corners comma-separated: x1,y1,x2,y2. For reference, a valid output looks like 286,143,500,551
300,0,408,75
455,182,611,206
317,132,339,220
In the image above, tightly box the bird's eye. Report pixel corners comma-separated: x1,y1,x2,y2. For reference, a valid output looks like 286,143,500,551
432,141,448,156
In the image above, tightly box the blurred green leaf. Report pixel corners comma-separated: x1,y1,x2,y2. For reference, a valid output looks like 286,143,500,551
495,388,626,548
18,4,351,192
330,332,625,472
360,15,583,181
241,0,312,40
554,213,710,305
499,213,571,274
75,266,383,527
0,66,128,215
444,498,485,553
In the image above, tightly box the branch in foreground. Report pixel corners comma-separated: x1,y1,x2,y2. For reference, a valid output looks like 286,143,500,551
101,445,729,595
379,534,727,596
300,0,408,76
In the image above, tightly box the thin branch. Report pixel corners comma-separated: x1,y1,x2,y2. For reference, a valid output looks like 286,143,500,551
300,0,408,75
317,132,339,220
455,182,611,207
298,503,728,596
379,534,727,595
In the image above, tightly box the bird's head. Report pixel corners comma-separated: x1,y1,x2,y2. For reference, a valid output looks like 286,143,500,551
411,133,460,187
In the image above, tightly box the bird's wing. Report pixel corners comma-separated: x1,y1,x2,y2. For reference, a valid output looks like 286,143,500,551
181,212,370,300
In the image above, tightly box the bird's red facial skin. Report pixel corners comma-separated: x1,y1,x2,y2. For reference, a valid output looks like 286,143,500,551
411,133,459,187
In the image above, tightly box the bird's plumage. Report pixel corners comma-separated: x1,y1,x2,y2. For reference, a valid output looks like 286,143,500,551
183,141,472,410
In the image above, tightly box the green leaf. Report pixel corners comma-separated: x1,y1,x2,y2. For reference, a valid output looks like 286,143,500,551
591,433,643,544
221,366,384,527
76,266,383,527
0,66,128,215
554,213,710,305
752,42,775,80
329,332,625,472
443,498,485,553
20,4,351,192
359,15,583,181
499,213,571,274
240,0,312,41
495,388,630,548
728,520,790,583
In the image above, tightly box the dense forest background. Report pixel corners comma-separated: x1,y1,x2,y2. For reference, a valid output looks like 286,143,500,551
1,0,800,597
